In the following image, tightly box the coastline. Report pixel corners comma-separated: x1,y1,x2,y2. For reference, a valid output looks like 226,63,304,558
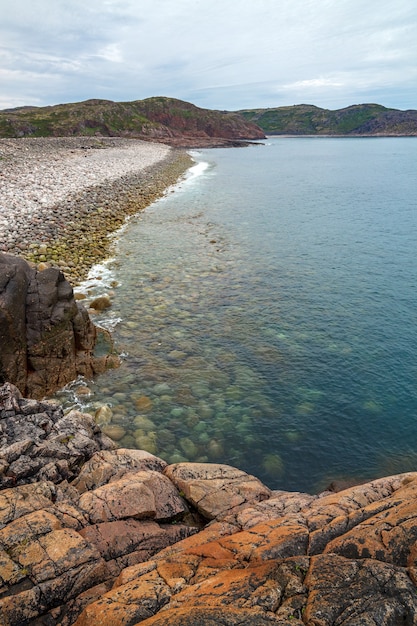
2,138,417,622
0,137,193,285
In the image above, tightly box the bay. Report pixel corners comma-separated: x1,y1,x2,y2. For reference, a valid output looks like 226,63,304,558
63,137,417,493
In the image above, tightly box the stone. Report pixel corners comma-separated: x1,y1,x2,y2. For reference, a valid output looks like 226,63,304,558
133,415,156,430
89,295,112,311
3,386,417,625
78,519,195,566
101,424,126,441
0,425,200,625
164,462,271,520
77,470,187,524
134,395,153,412
71,449,168,493
94,404,113,426
0,253,112,399
75,472,417,625
139,607,288,625
304,553,417,625
0,386,115,488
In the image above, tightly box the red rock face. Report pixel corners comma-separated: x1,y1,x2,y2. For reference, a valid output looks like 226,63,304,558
133,97,266,142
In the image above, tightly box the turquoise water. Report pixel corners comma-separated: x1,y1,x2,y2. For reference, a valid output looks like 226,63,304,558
64,137,417,493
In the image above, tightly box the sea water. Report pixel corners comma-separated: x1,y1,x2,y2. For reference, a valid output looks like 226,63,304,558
63,137,417,493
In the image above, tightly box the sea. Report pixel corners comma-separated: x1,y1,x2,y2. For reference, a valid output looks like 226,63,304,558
60,136,417,493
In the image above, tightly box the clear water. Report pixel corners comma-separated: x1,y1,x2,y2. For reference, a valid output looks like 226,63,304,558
61,137,417,493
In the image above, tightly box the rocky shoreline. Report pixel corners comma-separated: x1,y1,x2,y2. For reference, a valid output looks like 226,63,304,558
2,138,417,623
1,382,417,624
0,137,192,285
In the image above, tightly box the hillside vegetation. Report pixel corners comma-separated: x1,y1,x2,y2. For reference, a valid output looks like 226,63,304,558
2,99,416,141
239,103,417,135
0,97,265,146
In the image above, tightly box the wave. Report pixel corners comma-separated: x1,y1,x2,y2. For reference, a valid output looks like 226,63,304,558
185,160,210,182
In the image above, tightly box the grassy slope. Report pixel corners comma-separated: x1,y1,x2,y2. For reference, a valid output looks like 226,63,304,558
238,103,417,135
1,98,416,138
0,97,265,140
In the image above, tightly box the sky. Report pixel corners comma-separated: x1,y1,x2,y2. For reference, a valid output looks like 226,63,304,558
1,0,416,112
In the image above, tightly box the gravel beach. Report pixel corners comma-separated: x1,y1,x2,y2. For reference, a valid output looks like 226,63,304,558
0,137,192,284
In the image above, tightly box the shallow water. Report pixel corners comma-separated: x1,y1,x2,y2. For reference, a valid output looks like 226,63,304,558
59,137,417,493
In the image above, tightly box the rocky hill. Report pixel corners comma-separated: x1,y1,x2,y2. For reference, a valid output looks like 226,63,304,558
0,97,265,146
3,98,415,141
239,103,417,136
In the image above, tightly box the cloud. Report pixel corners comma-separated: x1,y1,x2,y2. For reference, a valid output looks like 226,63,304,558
94,44,124,64
283,79,345,90
0,0,416,110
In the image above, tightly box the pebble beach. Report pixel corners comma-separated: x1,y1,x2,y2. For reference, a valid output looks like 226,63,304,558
0,137,192,284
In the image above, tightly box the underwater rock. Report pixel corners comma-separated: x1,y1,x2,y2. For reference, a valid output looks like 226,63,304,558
179,437,198,460
101,424,126,441
94,404,113,426
153,382,172,395
89,295,112,311
262,453,285,478
135,433,158,456
133,415,156,431
134,396,153,412
207,439,224,460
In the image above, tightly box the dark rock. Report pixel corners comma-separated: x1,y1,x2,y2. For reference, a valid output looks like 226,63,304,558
0,382,115,488
304,553,417,625
0,256,29,393
0,253,117,398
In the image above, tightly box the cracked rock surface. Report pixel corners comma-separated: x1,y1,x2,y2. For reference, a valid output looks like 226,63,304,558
74,471,417,626
1,385,417,624
0,383,115,488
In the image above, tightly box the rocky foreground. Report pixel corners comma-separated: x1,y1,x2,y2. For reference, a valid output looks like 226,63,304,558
1,382,417,625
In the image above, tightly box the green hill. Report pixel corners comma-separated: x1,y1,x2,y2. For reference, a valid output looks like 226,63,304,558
0,97,265,145
238,103,417,136
2,98,416,140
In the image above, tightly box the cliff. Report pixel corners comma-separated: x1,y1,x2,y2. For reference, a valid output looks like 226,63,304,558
239,103,417,136
0,97,265,146
1,382,417,625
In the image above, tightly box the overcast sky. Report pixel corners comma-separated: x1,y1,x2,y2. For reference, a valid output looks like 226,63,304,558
1,0,416,111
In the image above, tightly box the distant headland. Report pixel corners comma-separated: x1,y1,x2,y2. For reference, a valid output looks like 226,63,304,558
1,97,416,145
